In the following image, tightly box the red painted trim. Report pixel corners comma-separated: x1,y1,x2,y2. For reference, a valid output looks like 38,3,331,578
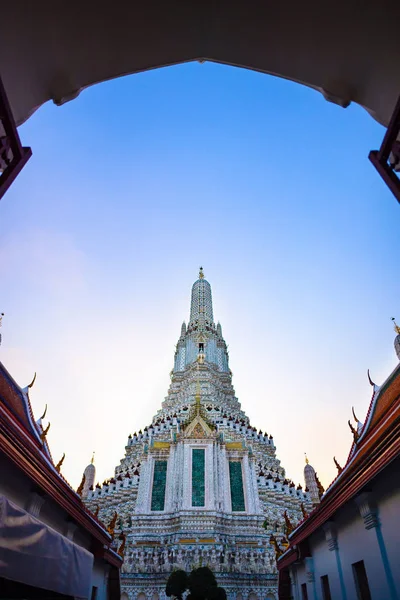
277,547,298,569
0,406,111,545
278,400,400,556
104,547,123,568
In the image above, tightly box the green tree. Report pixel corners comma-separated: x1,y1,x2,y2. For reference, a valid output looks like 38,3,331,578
166,569,188,600
187,567,217,600
166,565,227,600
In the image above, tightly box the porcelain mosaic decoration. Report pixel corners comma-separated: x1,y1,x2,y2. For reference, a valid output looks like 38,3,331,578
84,269,312,600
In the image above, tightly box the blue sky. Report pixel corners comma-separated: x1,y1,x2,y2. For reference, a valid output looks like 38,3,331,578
1,62,399,491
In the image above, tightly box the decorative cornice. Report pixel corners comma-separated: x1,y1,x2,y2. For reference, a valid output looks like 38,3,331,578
26,490,46,517
322,521,338,551
354,491,378,530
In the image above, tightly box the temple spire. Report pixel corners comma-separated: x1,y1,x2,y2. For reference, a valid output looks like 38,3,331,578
392,318,400,360
189,267,214,325
304,455,320,506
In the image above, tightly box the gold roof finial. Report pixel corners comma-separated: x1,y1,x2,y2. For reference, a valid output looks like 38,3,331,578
40,421,51,443
76,473,86,497
55,453,65,473
28,372,37,389
91,452,95,464
305,453,309,464
392,317,400,335
199,266,204,279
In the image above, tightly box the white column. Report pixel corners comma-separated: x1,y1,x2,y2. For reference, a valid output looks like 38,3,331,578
206,443,215,510
135,455,153,513
176,442,184,510
250,456,261,513
182,443,191,509
164,445,175,512
242,454,256,514
223,449,232,512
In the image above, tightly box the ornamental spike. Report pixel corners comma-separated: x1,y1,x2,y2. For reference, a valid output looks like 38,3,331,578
352,406,360,424
333,456,343,474
300,502,308,519
28,372,37,388
118,531,126,557
107,511,118,538
55,453,65,472
40,421,50,442
348,419,359,443
76,473,86,497
39,403,47,421
367,369,375,387
392,317,400,335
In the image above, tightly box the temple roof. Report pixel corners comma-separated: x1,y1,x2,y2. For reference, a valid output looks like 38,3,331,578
2,2,400,127
0,361,120,555
278,362,400,569
0,362,45,450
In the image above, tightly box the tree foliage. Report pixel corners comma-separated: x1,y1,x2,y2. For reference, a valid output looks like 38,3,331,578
166,566,226,600
166,569,188,600
187,567,217,600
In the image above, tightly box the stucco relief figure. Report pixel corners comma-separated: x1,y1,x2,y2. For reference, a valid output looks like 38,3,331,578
176,548,183,567
138,551,145,572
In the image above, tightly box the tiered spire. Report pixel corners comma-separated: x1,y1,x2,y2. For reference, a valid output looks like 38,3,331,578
172,269,230,376
304,454,321,506
189,267,214,327
392,318,400,360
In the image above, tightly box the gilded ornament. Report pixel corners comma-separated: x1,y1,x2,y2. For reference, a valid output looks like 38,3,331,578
76,473,86,497
55,453,65,473
40,421,50,442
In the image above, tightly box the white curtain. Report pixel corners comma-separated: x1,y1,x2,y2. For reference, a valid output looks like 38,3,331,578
0,494,94,599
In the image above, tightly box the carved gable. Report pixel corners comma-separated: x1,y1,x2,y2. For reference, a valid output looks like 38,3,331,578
185,414,213,439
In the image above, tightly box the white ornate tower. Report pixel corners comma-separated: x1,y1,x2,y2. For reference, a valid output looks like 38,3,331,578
392,318,400,361
85,270,312,600
82,454,96,499
304,456,320,506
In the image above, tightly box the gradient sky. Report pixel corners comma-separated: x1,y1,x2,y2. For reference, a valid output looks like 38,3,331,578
1,62,399,494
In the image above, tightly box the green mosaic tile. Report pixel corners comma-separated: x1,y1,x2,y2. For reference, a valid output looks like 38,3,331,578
151,460,168,511
192,448,205,506
229,461,245,512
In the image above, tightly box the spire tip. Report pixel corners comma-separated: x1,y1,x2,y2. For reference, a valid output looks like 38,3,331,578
392,317,400,335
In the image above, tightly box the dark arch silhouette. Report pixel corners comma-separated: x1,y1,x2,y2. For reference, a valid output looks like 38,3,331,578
2,1,400,126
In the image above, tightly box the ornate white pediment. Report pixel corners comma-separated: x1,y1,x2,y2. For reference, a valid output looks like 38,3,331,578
184,414,213,438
